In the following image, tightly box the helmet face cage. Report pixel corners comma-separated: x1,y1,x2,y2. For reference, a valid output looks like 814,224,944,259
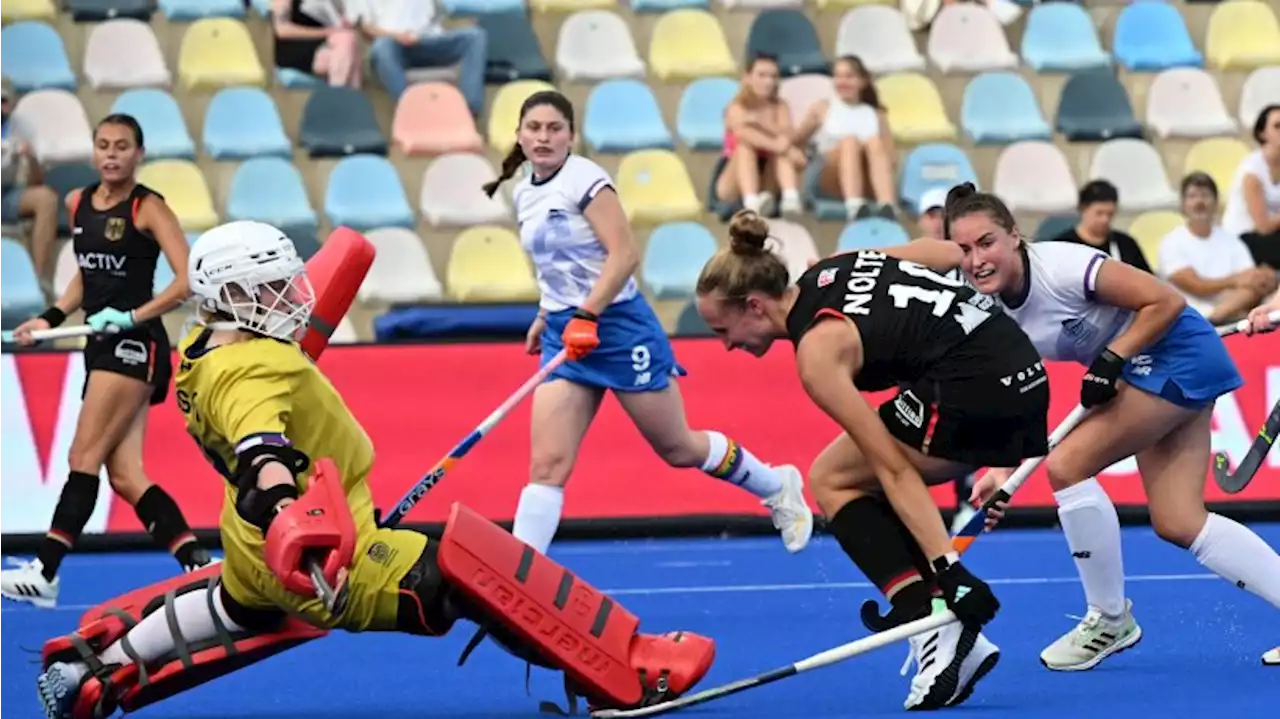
219,271,316,341
191,229,316,341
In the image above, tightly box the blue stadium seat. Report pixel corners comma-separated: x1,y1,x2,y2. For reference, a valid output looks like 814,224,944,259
642,222,718,299
961,72,1052,144
203,87,292,160
584,80,673,153
1113,0,1203,71
899,143,978,213
633,0,708,12
478,12,552,83
837,219,911,253
1056,69,1144,141
1,22,77,92
745,10,829,77
250,0,270,15
443,0,526,16
1,239,44,329
676,78,737,150
227,158,318,237
159,0,245,20
43,163,98,234
299,87,388,158
1021,3,1110,72
1035,214,1079,242
110,89,195,160
67,0,152,21
674,301,713,337
324,155,415,231
275,67,324,89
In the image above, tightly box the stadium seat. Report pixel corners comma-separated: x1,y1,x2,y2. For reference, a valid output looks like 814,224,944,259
488,80,557,154
446,226,539,302
745,10,829,76
991,141,1077,214
835,6,926,75
1113,0,1202,71
226,158,318,237
478,12,552,83
768,219,819,282
634,0,710,11
676,78,738,150
531,0,615,11
324,155,415,231
1126,211,1182,273
358,227,444,303
1,22,77,92
584,80,673,153
816,0,897,9
899,143,978,213
1,239,45,329
615,150,702,224
1034,214,1078,243
43,163,97,233
1055,70,1143,141
927,4,1018,73
556,10,646,81
961,72,1051,144
1206,1,1280,70
84,20,170,90
650,10,737,81
836,218,910,253
641,222,718,298
275,67,325,89
1,0,55,23
444,0,526,14
10,90,93,165
152,252,177,297
109,90,195,161
779,75,835,128
203,87,292,160
1088,139,1178,212
137,160,219,231
299,87,387,158
722,0,804,9
393,83,484,156
179,19,265,90
159,0,245,20
65,0,152,22
419,153,512,226
674,301,713,337
1239,67,1280,128
1183,137,1251,195
1145,68,1236,139
1020,2,1110,72
875,73,957,142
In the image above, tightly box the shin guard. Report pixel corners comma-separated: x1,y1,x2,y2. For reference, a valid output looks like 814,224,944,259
437,503,716,710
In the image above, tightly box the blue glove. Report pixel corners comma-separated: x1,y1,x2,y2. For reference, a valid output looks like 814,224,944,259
86,308,136,334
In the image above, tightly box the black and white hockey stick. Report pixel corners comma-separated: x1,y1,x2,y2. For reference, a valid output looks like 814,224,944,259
1213,398,1279,494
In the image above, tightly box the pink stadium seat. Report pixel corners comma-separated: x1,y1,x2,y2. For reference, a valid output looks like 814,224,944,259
392,82,484,156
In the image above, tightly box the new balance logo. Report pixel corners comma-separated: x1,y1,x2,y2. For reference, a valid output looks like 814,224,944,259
1072,550,1092,559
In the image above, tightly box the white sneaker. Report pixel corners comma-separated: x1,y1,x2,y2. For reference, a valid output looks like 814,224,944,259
1262,646,1279,666
1039,599,1142,671
762,465,813,553
1,558,60,609
37,660,87,719
902,614,1000,710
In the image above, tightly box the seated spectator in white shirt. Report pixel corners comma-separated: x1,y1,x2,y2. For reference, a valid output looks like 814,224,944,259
1159,172,1277,324
1220,104,1280,269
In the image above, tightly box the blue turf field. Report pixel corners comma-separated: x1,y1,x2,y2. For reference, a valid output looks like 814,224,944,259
4,524,1279,718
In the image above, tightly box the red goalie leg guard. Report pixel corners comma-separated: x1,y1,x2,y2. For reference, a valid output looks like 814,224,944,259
436,503,716,710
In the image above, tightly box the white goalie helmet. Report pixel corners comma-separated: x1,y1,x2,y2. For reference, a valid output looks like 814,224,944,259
188,220,316,341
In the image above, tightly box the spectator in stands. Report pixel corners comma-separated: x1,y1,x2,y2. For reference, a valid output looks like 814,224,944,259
712,54,806,217
1159,172,1277,324
1052,180,1152,273
348,0,488,117
1,78,59,297
791,56,899,222
1222,104,1280,270
271,0,363,88
916,186,946,239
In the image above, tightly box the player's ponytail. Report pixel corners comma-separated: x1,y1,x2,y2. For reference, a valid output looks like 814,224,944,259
483,143,527,198
942,182,1017,241
696,210,791,307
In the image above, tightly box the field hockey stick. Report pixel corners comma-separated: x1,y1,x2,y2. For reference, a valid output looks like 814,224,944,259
1216,309,1280,337
1,319,242,344
1213,398,1279,494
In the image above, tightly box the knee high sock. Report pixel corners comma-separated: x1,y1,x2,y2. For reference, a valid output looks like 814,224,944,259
1054,478,1126,617
1191,513,1280,610
134,485,206,570
701,431,783,499
97,586,243,668
36,471,100,581
511,483,564,555
828,496,935,617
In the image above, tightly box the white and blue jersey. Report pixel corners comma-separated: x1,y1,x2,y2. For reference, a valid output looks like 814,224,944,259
514,155,681,392
996,241,1242,409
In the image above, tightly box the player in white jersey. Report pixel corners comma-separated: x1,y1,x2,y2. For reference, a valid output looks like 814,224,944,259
478,90,813,560
939,183,1280,671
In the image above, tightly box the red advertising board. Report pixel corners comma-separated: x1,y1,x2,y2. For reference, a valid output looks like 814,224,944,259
2,331,1277,537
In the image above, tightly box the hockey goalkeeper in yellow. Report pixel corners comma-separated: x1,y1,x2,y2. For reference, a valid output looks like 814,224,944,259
36,221,716,719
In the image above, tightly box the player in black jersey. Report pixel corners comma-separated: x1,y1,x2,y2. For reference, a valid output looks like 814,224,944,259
3,114,210,610
695,211,1051,711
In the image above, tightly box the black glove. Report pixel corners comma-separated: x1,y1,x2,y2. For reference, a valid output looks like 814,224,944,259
1081,348,1125,408
932,556,999,628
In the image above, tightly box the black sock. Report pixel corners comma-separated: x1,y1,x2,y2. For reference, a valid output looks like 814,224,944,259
828,496,935,619
36,471,101,581
134,485,207,570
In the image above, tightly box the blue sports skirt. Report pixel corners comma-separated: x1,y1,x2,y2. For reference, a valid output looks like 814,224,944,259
540,295,685,392
1121,307,1243,409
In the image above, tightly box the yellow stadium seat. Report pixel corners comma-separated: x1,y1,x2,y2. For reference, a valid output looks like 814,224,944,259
615,150,702,224
487,80,556,155
1184,137,1251,196
649,10,736,82
1206,0,1280,70
137,160,218,232
446,226,539,302
1,0,56,22
178,18,265,90
815,0,894,9
1127,211,1183,274
531,0,615,11
875,73,957,142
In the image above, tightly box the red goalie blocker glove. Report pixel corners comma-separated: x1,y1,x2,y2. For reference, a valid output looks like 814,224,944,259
264,458,356,599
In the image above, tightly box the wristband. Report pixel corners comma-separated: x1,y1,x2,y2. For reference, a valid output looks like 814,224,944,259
38,307,66,328
572,308,599,322
931,552,961,574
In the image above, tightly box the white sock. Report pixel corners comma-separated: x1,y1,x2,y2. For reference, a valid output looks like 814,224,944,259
511,483,564,555
701,431,783,499
743,194,763,212
1191,513,1280,610
1054,478,1126,618
98,586,243,667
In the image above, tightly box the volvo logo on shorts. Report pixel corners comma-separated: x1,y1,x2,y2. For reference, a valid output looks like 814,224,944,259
105,217,126,241
894,390,925,429
113,339,148,366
